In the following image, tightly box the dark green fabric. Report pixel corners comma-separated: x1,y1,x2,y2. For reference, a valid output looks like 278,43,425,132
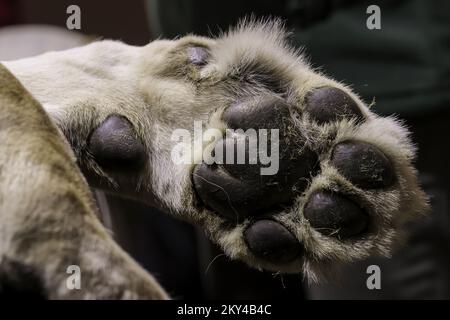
146,0,450,116
292,0,450,116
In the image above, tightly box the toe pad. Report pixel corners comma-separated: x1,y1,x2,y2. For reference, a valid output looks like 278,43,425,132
244,220,303,264
331,141,395,189
305,87,364,124
304,191,369,239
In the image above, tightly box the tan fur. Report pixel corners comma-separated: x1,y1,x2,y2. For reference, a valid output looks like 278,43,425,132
0,20,429,295
0,65,168,299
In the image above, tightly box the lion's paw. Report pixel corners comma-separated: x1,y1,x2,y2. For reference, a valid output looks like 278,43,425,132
192,85,428,280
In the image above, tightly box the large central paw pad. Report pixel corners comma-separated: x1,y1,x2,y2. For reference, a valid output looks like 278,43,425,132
193,96,317,223
192,86,427,276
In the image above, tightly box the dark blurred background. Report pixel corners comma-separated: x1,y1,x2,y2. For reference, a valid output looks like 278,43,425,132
1,0,449,299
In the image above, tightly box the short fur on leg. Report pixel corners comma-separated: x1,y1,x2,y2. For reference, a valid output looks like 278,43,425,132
0,65,168,299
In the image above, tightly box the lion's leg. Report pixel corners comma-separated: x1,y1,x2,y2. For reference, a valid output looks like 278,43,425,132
0,64,168,299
